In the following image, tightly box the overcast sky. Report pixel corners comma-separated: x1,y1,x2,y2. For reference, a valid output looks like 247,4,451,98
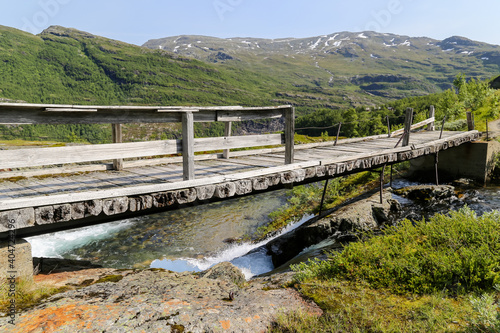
1,0,498,46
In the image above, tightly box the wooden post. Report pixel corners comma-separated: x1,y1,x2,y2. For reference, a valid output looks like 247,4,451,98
182,112,195,181
223,121,232,159
380,165,386,204
435,152,439,186
486,119,489,141
319,178,329,216
466,112,475,131
334,122,342,146
285,106,295,165
402,108,413,147
427,105,435,131
390,165,394,188
386,116,391,137
112,124,123,171
439,116,446,139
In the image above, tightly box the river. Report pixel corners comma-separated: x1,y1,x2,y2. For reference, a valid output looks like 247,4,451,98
26,181,500,279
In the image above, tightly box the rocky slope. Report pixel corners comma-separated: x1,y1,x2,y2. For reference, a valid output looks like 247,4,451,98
1,263,320,332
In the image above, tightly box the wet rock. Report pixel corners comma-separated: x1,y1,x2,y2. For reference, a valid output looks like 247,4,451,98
266,190,392,267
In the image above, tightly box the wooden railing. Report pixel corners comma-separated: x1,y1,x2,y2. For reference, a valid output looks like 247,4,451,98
0,104,295,180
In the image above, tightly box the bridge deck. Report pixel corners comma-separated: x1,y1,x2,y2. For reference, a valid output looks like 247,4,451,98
0,130,480,238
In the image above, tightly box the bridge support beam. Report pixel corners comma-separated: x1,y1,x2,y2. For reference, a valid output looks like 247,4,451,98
410,140,500,185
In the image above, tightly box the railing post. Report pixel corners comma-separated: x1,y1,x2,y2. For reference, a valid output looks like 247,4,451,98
402,108,413,147
285,106,295,164
427,105,435,131
466,112,475,131
112,123,123,171
223,121,232,159
182,112,195,181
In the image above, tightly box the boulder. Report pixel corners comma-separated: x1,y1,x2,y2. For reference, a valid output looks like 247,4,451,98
201,262,246,287
266,190,393,267
394,185,455,202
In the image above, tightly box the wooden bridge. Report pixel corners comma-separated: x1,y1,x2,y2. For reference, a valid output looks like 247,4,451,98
0,103,480,239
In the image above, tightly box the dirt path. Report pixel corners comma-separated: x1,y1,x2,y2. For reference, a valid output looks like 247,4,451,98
488,117,500,139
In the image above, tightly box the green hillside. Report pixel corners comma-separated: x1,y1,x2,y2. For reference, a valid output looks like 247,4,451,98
1,26,499,143
0,25,284,107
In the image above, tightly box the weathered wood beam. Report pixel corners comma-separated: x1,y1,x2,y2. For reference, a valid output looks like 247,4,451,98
0,103,291,124
223,122,232,159
194,134,283,152
182,112,195,181
0,140,181,169
402,108,414,147
285,106,295,164
112,124,123,171
427,106,435,131
467,112,475,131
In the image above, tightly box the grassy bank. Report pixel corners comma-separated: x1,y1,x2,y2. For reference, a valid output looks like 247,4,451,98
271,208,500,332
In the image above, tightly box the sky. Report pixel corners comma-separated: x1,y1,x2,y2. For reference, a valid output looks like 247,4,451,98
1,0,498,46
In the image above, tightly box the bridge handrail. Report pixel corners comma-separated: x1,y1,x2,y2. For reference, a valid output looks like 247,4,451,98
0,103,295,181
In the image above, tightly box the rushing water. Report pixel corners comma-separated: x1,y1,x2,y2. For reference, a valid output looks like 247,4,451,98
27,181,500,279
28,189,294,278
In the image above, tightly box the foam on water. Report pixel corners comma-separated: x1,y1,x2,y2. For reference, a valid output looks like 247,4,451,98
151,214,314,279
27,219,137,258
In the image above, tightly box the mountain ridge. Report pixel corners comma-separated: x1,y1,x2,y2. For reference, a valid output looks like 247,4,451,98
143,31,500,103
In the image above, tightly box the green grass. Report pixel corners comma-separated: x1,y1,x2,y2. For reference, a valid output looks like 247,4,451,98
254,164,408,240
271,280,499,332
0,278,69,314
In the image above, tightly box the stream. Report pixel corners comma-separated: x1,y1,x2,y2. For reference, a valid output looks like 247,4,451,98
26,180,500,279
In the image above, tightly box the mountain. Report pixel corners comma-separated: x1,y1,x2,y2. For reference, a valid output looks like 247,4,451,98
0,25,284,107
1,25,499,116
143,32,500,106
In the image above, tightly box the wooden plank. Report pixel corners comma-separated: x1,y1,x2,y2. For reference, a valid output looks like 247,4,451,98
0,103,292,124
0,161,320,211
193,134,283,152
0,164,113,180
0,140,181,169
223,157,279,168
126,167,180,183
195,160,258,175
391,117,435,137
182,112,195,181
246,154,291,164
217,109,283,122
44,108,98,112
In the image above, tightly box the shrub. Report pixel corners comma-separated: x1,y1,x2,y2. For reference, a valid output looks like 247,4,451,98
293,207,500,295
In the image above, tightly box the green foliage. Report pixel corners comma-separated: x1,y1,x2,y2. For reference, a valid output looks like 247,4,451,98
0,278,68,313
293,207,500,296
466,288,500,332
255,169,403,240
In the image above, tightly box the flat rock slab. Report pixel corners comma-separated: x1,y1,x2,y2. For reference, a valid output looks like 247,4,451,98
1,268,321,333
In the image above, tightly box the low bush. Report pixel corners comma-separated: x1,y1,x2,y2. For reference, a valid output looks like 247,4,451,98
293,207,500,295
